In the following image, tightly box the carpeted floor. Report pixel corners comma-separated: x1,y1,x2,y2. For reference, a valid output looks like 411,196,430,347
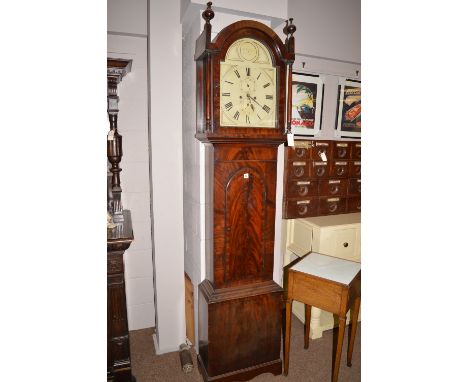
129,315,360,381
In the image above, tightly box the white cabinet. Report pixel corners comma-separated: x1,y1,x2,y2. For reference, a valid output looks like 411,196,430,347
283,213,361,339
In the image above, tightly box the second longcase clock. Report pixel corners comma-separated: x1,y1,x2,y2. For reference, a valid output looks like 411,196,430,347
194,3,296,381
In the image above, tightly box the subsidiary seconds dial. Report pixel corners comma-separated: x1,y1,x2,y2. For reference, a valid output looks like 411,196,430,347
220,64,276,128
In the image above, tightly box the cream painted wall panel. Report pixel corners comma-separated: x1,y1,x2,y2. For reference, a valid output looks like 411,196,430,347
107,0,147,35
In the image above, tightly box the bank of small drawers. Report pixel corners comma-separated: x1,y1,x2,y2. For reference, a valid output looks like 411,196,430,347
283,140,361,218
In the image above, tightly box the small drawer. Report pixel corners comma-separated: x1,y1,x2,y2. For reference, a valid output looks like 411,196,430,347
348,178,361,196
311,141,332,161
310,161,330,179
351,142,361,160
350,161,361,177
334,142,351,160
285,198,319,218
286,180,318,198
286,146,310,160
319,197,347,215
286,160,310,180
347,196,361,212
318,179,347,197
330,161,350,178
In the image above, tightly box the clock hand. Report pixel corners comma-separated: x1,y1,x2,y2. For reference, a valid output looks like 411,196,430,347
247,94,263,108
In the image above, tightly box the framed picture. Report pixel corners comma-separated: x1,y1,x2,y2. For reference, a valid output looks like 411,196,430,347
335,78,361,138
291,72,324,136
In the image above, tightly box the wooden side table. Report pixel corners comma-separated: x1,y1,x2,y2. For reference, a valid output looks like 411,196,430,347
283,252,361,382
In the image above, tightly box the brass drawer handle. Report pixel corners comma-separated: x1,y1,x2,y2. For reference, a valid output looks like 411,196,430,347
298,186,309,196
298,205,308,215
337,167,345,176
294,167,305,177
338,148,347,158
295,148,306,157
343,242,349,248
328,203,338,212
316,167,325,177
330,185,339,195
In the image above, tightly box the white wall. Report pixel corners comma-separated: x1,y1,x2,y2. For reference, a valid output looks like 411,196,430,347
107,1,155,331
288,0,361,63
149,0,186,354
284,0,361,139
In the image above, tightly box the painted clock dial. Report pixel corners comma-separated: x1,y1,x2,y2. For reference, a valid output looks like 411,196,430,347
220,38,277,128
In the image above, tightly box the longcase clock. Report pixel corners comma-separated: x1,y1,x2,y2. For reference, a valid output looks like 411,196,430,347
194,3,296,381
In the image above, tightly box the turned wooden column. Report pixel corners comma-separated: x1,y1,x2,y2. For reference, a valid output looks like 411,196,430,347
107,59,132,222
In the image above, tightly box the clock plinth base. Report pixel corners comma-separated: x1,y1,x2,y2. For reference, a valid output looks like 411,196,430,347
198,279,283,381
198,355,282,382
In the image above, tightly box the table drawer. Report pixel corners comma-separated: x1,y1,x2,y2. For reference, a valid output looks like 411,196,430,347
318,197,347,215
329,229,359,260
334,142,351,160
285,198,319,218
286,180,318,198
347,196,361,212
310,161,330,179
330,161,350,178
286,160,310,180
318,179,347,197
311,141,332,161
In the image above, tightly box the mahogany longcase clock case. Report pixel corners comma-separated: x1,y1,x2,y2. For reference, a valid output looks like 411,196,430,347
194,3,296,381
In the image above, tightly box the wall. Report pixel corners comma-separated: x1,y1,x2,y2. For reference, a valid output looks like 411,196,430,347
289,0,360,63
284,0,361,139
107,0,155,331
148,0,186,354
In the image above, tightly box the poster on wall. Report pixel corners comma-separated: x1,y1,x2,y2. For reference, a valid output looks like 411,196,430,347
291,72,324,136
335,78,361,138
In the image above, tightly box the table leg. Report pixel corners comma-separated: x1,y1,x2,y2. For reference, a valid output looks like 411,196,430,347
283,299,292,376
347,297,361,367
332,315,346,382
304,304,311,349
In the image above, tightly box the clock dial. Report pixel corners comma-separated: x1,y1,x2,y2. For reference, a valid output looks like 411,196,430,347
220,38,277,128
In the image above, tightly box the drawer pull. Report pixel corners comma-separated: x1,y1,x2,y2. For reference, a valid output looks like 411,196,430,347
298,186,309,196
337,148,347,158
343,242,349,248
337,167,345,176
298,205,308,215
294,167,305,177
315,166,326,176
330,185,339,195
295,148,306,157
328,203,338,212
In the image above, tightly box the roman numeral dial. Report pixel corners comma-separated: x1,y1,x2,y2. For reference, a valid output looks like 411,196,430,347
220,63,276,128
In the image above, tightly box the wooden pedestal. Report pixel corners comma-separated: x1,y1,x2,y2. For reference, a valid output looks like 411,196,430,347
198,280,283,381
